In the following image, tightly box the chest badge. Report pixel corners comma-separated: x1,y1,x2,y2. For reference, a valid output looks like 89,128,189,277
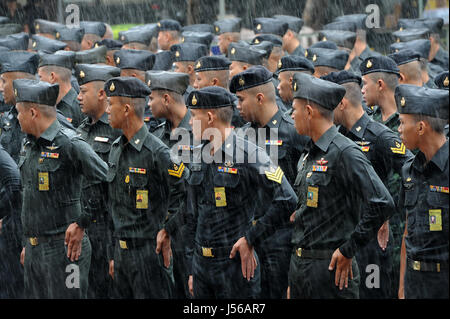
214,187,227,207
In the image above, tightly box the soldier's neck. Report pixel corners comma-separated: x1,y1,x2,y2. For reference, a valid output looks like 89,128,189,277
122,119,144,142
377,93,397,122
429,42,440,61
209,124,232,156
34,117,57,139
167,104,188,131
344,107,365,131
310,119,334,143
287,38,301,55
257,103,278,127
419,132,447,163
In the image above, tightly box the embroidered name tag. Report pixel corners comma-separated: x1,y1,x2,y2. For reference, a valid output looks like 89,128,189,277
218,166,238,174
129,167,146,174
430,185,449,194
94,136,109,143
265,140,283,146
41,152,59,159
312,165,328,172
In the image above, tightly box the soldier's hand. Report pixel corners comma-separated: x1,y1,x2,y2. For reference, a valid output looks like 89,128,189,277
290,211,296,223
398,285,405,299
109,260,114,280
156,229,172,268
20,247,25,266
328,248,353,290
230,237,257,281
188,275,194,297
377,220,389,251
65,223,85,262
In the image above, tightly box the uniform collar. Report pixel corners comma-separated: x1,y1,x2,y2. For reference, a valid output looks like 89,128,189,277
122,124,148,152
265,110,283,129
98,112,109,125
413,139,449,173
313,125,338,153
176,109,192,131
38,119,60,143
349,112,371,139
219,130,237,159
58,87,77,107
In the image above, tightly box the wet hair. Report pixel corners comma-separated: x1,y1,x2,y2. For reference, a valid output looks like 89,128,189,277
368,72,399,92
342,82,363,108
310,100,334,121
213,105,233,124
119,96,146,119
157,89,184,104
413,114,447,134
399,61,422,84
41,65,72,82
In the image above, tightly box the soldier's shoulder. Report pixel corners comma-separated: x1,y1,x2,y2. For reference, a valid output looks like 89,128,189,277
143,129,169,152
332,132,357,151
366,118,391,136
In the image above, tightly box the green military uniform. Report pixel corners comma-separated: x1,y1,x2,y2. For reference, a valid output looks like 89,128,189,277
288,73,395,299
104,77,187,298
15,79,108,298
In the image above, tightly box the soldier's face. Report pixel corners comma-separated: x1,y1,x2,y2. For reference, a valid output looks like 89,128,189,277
148,90,165,119
236,90,256,123
292,98,309,136
37,68,52,84
106,96,125,129
157,31,170,51
189,108,209,141
277,71,293,103
398,113,419,150
173,62,188,74
361,75,378,107
229,61,244,80
1,73,15,105
194,72,210,89
218,33,230,54
78,82,100,117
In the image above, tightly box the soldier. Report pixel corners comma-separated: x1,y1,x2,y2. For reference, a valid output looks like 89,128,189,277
119,28,154,51
396,85,449,299
288,72,395,299
75,64,122,299
30,35,68,52
104,76,187,298
305,47,349,78
185,86,297,298
93,39,123,67
33,18,63,39
80,21,107,51
193,55,246,128
388,49,423,87
146,71,192,299
228,42,267,80
213,18,242,56
75,45,108,65
273,15,305,57
55,26,85,52
15,79,107,298
322,70,414,299
38,53,85,128
230,66,308,298
0,144,23,298
170,43,209,104
157,19,182,51
251,34,285,74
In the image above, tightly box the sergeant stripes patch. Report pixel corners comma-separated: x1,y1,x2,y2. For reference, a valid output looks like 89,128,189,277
264,166,284,184
168,162,185,178
391,142,406,154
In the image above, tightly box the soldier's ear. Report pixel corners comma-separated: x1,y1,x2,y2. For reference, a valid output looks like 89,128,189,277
399,73,406,84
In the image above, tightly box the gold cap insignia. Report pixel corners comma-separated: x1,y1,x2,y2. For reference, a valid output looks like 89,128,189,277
254,38,260,44
79,70,85,78
400,97,406,107
304,50,308,57
239,77,245,86
322,36,327,41
231,47,236,55
121,35,125,41
278,60,282,69
192,95,198,105
397,38,400,43
32,41,37,48
293,82,297,91
157,22,161,27
95,43,99,48
366,60,372,68
36,24,40,30
395,49,399,52
147,79,151,87
109,82,115,92
312,54,317,62
444,76,449,87
215,26,219,33
181,37,185,42
399,27,403,31
175,51,180,57
116,57,120,64
55,32,60,39
406,177,411,182
196,61,201,69
256,24,262,30
14,89,17,97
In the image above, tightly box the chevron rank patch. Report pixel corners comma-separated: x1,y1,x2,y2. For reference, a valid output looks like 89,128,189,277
391,141,406,154
264,166,284,184
168,162,185,178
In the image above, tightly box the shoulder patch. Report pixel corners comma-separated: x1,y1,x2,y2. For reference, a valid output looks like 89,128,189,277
168,162,185,178
264,166,284,184
391,141,406,154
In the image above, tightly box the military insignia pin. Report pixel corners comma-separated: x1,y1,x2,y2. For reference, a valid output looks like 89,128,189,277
366,60,372,68
239,78,245,86
192,95,198,106
116,57,120,64
79,71,85,78
444,76,449,87
109,82,115,92
400,97,405,107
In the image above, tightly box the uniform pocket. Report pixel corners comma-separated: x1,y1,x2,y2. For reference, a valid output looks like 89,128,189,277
92,141,112,155
404,187,419,207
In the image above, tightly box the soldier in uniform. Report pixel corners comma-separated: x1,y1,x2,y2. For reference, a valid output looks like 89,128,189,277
80,21,107,51
15,79,107,298
273,15,305,57
388,49,424,87
228,42,267,80
55,25,85,52
146,71,192,299
185,86,297,298
93,39,123,67
119,28,154,51
0,144,23,298
213,18,242,56
305,47,349,78
251,34,285,74
230,66,308,298
396,84,449,299
322,70,414,299
104,76,187,298
38,53,85,128
75,63,122,299
288,73,395,299
33,19,63,40
157,19,182,51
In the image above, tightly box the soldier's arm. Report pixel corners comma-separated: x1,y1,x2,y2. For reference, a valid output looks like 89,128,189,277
185,179,198,276
338,146,395,258
377,130,414,176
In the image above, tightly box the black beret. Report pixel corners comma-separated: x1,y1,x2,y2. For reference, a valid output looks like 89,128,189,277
305,48,349,70
323,21,357,33
55,26,84,43
104,76,151,98
395,84,449,119
251,41,273,59
0,51,39,74
277,55,314,74
187,86,235,109
0,16,9,24
13,79,59,106
93,39,123,50
420,18,444,34
388,49,421,66
194,55,231,72
253,18,288,37
182,24,215,33
75,45,107,64
228,43,267,65
0,32,29,50
119,28,153,46
229,65,273,93
273,15,304,33
170,43,208,62
114,49,155,71
128,23,158,36
398,18,443,34
0,23,22,36
31,35,67,53
321,70,362,86
214,18,241,34
434,71,449,90
75,64,120,86
153,51,175,71
181,31,214,47
34,19,64,34
318,30,356,50
292,72,346,110
80,21,106,37
145,71,189,95
157,19,181,32
38,52,74,70
360,56,400,76
333,14,367,30
310,40,338,50
392,28,430,42
389,39,430,60
252,34,282,47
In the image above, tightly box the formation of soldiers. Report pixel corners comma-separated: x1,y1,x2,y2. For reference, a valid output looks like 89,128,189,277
0,8,448,300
